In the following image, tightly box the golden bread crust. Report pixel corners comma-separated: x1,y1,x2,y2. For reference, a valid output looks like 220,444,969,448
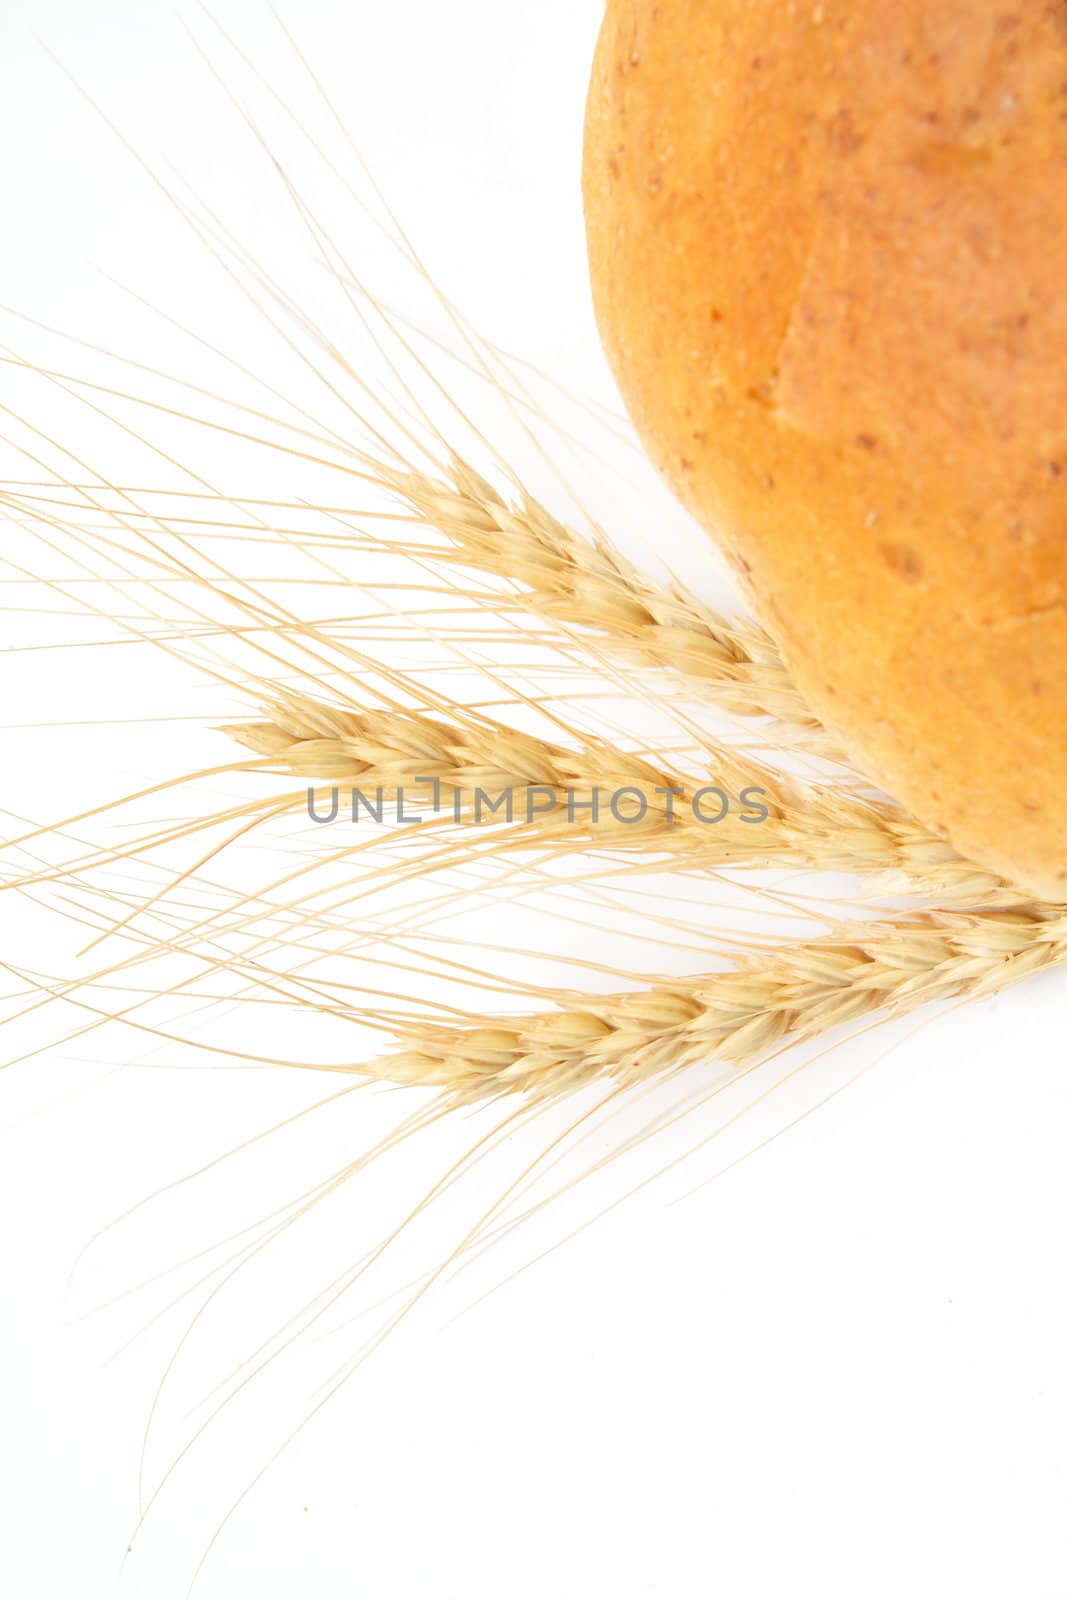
584,0,1067,895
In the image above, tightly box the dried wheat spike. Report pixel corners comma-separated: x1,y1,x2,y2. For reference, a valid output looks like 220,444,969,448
226,691,1014,904
384,457,831,748
369,908,1067,1100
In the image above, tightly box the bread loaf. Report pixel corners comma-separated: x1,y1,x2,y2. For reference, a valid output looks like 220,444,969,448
583,0,1067,897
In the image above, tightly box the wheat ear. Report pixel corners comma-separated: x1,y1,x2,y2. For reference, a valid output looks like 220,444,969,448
365,909,1066,1100
225,691,1013,903
380,457,831,748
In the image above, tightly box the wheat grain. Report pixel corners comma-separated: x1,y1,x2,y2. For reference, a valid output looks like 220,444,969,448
381,456,831,748
225,690,1014,903
367,908,1067,1100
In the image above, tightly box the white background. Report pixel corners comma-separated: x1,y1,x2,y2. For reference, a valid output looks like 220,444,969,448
1,4,1067,1598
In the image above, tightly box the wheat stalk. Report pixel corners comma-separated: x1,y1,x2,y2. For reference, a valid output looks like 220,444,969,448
381,456,832,748
366,908,1067,1100
225,690,1014,903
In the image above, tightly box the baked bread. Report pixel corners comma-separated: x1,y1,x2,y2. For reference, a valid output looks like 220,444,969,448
583,0,1067,897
